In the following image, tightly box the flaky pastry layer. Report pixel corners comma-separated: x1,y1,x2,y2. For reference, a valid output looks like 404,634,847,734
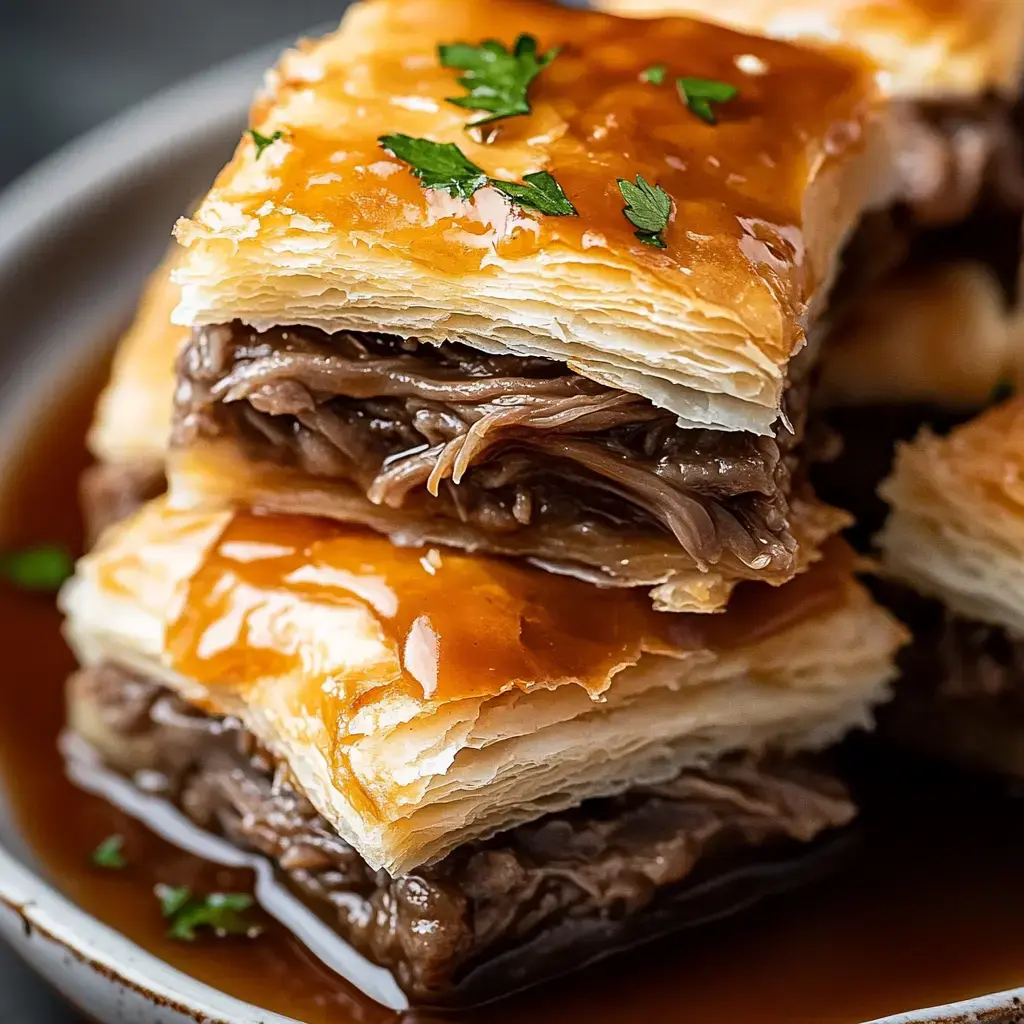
89,253,185,465
61,499,903,874
172,0,895,435
596,0,1024,99
879,398,1024,636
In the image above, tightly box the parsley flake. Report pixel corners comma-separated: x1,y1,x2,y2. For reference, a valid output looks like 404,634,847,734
155,884,262,942
676,77,738,124
0,544,72,591
379,135,576,216
641,64,667,85
91,835,126,870
249,129,284,158
617,174,672,248
489,171,576,216
156,884,194,919
439,35,559,128
379,134,487,199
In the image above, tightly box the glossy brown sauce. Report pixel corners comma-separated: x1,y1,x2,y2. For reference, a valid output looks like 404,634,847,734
6,356,1024,1023
161,505,852,710
190,0,881,362
167,509,677,707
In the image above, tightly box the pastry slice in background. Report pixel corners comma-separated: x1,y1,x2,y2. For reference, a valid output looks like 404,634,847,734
59,496,904,1004
595,0,1024,229
876,398,1024,776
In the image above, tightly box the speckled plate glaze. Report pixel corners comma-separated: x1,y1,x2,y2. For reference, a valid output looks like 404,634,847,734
0,29,1022,1024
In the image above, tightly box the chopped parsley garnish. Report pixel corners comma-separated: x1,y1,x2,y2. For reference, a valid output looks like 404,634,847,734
988,377,1015,406
155,884,262,942
249,129,284,158
488,171,576,216
617,174,672,248
676,76,738,124
0,544,72,591
379,135,488,199
439,35,559,128
640,64,667,85
91,835,126,870
379,134,577,215
156,885,192,919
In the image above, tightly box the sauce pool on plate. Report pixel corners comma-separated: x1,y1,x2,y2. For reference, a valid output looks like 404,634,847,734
1,349,1024,1023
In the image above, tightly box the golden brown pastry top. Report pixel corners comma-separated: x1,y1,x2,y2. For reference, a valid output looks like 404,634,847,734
236,0,873,284
63,499,901,871
104,507,853,717
598,0,1024,98
173,0,892,434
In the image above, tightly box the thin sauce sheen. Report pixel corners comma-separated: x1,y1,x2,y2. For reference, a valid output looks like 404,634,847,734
182,0,880,360
5,354,1024,1022
164,507,853,711
168,510,675,708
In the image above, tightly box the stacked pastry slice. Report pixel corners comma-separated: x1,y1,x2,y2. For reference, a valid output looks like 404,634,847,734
877,399,1024,776
61,0,912,1007
80,254,182,541
61,502,903,1002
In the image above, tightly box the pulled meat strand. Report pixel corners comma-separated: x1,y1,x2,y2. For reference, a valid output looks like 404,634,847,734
213,349,604,404
175,324,799,570
530,437,723,568
432,391,653,491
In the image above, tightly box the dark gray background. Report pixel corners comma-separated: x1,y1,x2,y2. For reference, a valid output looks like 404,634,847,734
1,0,340,189
0,2,340,1017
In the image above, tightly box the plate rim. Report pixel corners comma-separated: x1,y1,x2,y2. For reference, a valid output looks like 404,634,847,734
0,37,306,1024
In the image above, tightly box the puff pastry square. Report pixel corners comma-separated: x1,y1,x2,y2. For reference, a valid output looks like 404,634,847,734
874,399,1024,776
173,0,893,421
65,660,858,1006
166,0,903,611
60,497,904,875
879,398,1024,634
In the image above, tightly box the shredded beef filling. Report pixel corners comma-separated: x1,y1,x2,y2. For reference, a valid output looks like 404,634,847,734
68,662,854,1005
860,585,1024,779
174,324,807,574
898,97,1024,230
884,588,1024,707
